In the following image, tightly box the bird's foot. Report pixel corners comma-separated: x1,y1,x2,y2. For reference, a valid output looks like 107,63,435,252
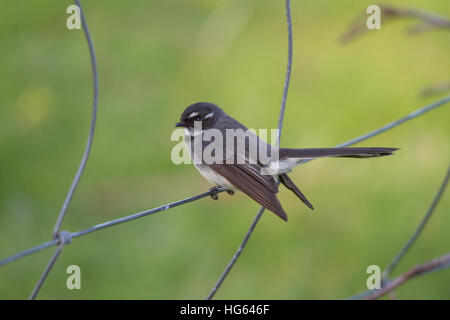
209,187,220,200
226,189,235,196
209,187,234,200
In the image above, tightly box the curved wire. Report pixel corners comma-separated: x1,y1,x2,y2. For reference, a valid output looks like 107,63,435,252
30,0,99,299
52,0,99,238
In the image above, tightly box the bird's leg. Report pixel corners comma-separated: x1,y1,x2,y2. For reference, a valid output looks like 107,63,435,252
209,186,220,200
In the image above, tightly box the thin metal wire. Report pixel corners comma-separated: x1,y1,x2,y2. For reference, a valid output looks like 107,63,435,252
29,0,98,300
205,0,450,299
299,94,450,166
206,0,293,300
335,96,450,147
348,163,450,300
29,243,65,300
0,98,448,298
0,239,59,267
2,96,448,268
0,188,226,267
52,0,99,239
0,1,449,300
71,187,226,238
383,164,450,278
206,99,450,301
277,0,293,146
206,206,266,300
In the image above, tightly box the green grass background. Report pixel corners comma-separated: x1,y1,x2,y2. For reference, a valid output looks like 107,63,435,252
0,0,449,299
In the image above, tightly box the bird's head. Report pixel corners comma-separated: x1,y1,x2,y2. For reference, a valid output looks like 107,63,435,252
176,102,223,130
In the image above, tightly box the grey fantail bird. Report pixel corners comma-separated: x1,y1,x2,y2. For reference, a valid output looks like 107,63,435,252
175,102,398,221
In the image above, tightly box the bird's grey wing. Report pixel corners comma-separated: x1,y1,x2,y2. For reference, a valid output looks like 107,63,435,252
216,115,273,166
209,163,288,221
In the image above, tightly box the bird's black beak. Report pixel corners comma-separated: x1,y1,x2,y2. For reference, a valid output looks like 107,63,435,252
175,122,183,128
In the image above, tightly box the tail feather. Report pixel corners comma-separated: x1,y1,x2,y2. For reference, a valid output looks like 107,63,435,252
279,147,398,159
278,173,314,210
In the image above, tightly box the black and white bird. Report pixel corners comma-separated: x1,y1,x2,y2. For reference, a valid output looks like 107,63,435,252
176,102,397,221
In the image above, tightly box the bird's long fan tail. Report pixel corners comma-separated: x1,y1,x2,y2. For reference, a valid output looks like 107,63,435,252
278,173,314,210
279,147,398,159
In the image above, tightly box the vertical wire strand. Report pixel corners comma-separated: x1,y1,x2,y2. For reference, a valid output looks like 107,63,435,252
206,0,293,300
52,0,99,238
382,164,450,278
347,164,450,300
277,0,293,146
29,0,98,299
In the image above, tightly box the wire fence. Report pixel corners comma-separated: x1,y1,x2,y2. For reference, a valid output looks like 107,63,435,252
348,165,450,300
1,0,449,300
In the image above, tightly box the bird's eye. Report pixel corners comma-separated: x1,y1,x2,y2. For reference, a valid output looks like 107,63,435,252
194,115,202,121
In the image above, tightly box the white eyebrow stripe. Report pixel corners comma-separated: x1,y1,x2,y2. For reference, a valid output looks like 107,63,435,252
188,112,199,119
204,112,214,119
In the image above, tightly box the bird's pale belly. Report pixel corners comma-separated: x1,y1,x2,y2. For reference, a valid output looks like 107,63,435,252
184,132,235,189
194,163,235,190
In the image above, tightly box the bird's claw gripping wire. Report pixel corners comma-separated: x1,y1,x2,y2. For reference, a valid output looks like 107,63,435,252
209,187,234,200
209,187,220,200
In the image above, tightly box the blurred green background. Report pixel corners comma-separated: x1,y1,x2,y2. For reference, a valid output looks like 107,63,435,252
0,0,449,299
